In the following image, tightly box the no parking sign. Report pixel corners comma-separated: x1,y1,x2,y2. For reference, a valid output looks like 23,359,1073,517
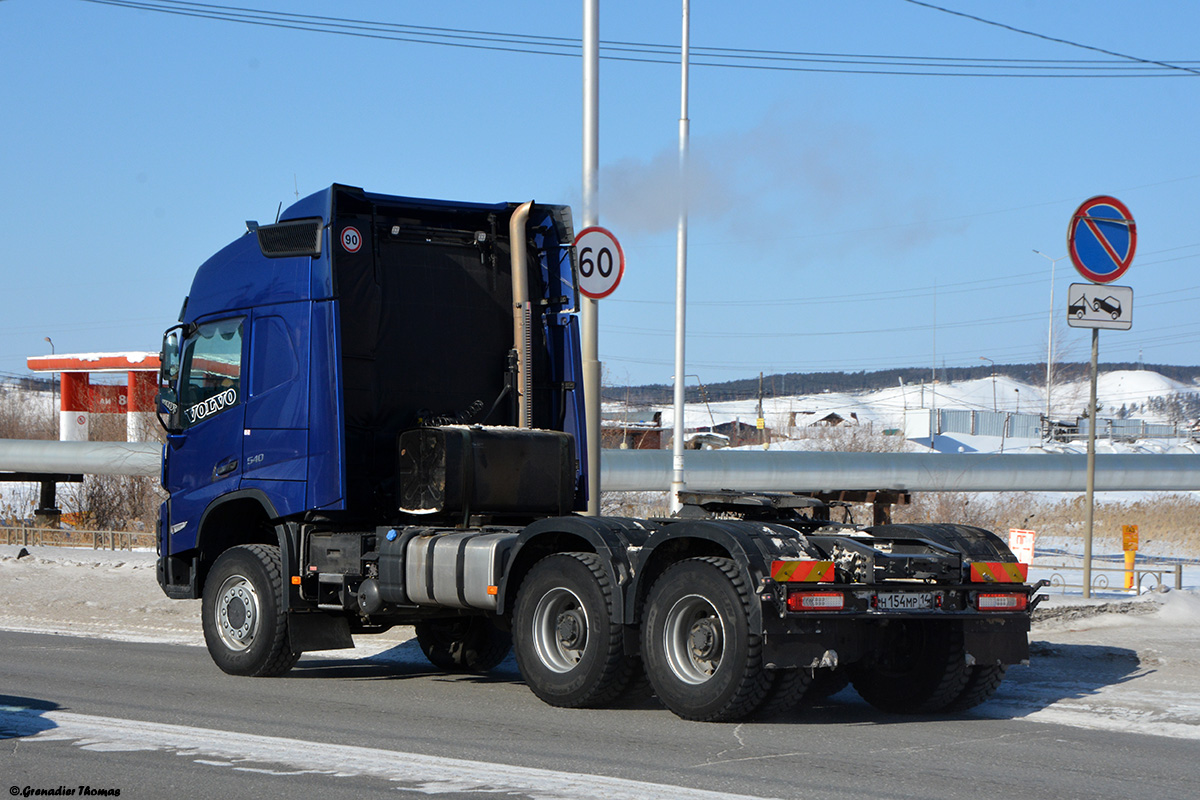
1068,196,1136,284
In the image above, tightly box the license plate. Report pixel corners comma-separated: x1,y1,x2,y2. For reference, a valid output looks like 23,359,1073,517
876,592,934,611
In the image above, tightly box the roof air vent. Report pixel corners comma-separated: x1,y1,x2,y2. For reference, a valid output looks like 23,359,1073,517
256,218,323,258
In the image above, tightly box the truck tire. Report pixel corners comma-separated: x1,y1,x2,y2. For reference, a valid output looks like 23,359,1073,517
414,618,512,673
875,524,1018,563
514,552,635,708
755,669,812,716
641,557,772,722
848,620,969,714
202,544,301,677
946,664,1008,711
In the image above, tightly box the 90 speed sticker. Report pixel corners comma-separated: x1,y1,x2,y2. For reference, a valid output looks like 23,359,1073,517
341,226,363,253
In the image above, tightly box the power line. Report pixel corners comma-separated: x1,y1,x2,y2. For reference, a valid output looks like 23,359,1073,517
902,0,1200,77
78,0,1200,78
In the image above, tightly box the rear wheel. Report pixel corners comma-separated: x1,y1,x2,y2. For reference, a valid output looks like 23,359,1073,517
848,621,968,713
514,552,635,708
755,669,812,716
642,557,772,722
414,617,512,673
947,664,1008,711
202,544,300,677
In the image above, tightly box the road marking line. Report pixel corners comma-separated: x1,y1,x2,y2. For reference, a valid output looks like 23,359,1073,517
1,707,780,800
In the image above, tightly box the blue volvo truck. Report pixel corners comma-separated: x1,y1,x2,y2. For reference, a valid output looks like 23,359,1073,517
155,184,1041,721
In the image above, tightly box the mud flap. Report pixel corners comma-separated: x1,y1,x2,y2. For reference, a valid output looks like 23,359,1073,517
963,618,1029,665
288,612,355,652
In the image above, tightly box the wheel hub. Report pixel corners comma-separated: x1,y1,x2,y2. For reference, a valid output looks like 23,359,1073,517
225,595,248,632
556,610,587,649
531,587,589,673
662,594,727,684
688,619,721,660
215,577,259,651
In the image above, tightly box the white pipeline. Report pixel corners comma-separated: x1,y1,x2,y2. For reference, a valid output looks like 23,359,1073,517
0,439,160,477
601,449,1200,493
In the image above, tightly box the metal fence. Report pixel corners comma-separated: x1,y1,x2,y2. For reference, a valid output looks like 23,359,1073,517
1075,418,1183,440
931,409,1045,440
1035,557,1185,595
928,408,1187,442
1,526,154,550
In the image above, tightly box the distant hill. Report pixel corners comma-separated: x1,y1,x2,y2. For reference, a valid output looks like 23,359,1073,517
606,363,1200,405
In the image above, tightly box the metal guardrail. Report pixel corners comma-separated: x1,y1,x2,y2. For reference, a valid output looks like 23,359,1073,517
0,526,154,551
1036,558,1185,595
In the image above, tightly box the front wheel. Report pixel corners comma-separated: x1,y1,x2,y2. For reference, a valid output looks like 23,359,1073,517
641,557,772,722
201,544,300,677
414,617,512,672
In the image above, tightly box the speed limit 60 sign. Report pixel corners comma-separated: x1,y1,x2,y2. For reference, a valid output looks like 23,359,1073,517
574,226,624,299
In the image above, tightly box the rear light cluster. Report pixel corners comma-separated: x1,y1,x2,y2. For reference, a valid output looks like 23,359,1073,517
975,593,1028,611
786,591,845,612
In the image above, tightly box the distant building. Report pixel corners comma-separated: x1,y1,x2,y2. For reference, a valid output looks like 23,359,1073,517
601,409,664,450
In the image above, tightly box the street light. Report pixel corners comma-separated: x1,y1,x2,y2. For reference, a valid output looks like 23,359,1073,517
44,336,56,436
979,356,996,412
670,373,717,431
1014,388,1021,414
1034,250,1068,421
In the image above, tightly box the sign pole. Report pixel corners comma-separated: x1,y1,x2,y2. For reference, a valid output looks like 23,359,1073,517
1083,327,1099,598
1066,194,1136,598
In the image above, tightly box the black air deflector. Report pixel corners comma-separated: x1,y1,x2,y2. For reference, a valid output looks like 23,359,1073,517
256,218,323,258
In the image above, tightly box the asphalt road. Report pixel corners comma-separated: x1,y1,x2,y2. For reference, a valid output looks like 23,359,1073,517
1,630,1195,800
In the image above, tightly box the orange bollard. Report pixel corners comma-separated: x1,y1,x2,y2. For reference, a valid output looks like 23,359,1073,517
1124,550,1136,591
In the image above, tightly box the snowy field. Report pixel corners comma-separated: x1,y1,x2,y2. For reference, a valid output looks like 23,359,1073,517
608,369,1200,456
2,543,1197,741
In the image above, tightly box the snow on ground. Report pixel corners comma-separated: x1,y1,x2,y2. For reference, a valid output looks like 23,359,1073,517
2,543,1197,740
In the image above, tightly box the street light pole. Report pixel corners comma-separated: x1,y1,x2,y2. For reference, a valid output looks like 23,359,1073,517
44,336,57,437
669,0,690,514
979,356,996,412
1034,250,1066,422
581,0,601,515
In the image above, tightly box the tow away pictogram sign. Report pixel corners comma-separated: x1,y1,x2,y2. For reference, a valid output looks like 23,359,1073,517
1067,283,1132,330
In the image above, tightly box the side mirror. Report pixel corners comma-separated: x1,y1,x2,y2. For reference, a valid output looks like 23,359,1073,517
156,386,182,434
160,327,183,383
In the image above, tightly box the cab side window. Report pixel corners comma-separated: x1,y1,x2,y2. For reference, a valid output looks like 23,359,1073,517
179,318,244,427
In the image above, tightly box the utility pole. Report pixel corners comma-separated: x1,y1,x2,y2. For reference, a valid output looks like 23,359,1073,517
757,372,766,448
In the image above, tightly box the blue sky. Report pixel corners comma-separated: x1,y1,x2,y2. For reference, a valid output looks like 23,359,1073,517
2,0,1198,388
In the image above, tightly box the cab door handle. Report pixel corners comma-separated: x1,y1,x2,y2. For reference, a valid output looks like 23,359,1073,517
214,459,238,478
